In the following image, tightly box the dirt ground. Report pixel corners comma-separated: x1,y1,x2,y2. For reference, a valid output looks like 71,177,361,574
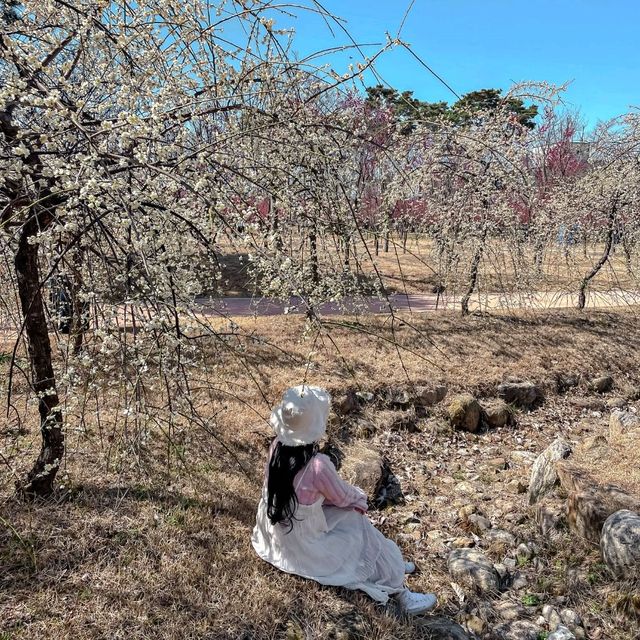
1,308,640,639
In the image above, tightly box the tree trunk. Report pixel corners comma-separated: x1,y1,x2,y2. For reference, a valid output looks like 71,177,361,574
622,235,634,277
461,230,487,316
384,210,391,253
68,249,87,355
533,237,545,275
309,228,319,286
15,225,64,498
270,194,282,251
578,207,616,310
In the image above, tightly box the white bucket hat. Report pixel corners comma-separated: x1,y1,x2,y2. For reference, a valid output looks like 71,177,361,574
270,385,331,446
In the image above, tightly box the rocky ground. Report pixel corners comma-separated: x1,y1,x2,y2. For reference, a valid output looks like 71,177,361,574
3,310,640,639
329,375,640,640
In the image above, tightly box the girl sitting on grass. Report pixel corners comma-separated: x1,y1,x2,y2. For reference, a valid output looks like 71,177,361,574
252,384,437,615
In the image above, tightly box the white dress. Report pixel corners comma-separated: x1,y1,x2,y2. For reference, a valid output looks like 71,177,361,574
251,460,405,603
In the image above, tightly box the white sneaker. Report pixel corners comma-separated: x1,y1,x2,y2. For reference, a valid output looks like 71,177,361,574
404,561,416,574
396,590,438,615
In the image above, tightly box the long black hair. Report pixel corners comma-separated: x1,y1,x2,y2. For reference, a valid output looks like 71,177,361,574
267,440,318,531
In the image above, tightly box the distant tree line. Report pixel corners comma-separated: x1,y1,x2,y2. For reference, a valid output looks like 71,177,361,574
365,85,538,133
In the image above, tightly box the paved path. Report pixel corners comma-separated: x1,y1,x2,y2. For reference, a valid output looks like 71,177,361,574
195,288,640,317
2,289,638,341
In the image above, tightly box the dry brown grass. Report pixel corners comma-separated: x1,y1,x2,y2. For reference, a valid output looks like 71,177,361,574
569,431,640,500
2,308,640,639
366,236,639,295
216,235,640,298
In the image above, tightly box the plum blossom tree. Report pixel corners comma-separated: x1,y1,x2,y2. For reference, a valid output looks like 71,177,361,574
0,0,389,497
554,116,640,308
382,86,543,313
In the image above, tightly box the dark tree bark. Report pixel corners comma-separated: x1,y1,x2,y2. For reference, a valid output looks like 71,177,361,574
2,75,65,498
578,205,616,310
66,246,90,355
309,227,319,286
15,223,64,498
461,229,488,316
622,234,634,277
533,237,545,274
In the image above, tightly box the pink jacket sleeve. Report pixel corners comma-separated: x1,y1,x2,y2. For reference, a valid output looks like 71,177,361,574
311,454,368,511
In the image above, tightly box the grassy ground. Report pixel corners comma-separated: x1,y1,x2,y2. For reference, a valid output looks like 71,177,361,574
216,234,640,298
1,309,640,639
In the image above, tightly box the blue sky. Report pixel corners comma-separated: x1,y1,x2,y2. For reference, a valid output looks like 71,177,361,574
263,0,639,129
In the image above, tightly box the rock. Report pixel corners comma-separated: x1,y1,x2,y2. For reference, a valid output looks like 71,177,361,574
451,537,475,549
517,542,535,562
386,386,411,407
447,548,501,592
497,381,542,409
487,457,507,470
606,397,627,410
600,509,640,578
577,434,608,453
447,394,481,432
464,513,491,533
588,375,614,394
416,617,470,640
484,528,516,548
567,487,640,542
491,620,542,640
528,438,572,504
355,390,374,404
386,410,418,433
570,396,604,411
375,467,404,507
482,400,511,428
334,389,359,414
340,445,382,499
511,572,529,590
535,498,565,535
555,461,591,493
454,481,477,495
504,509,527,525
494,600,524,621
493,563,509,580
548,627,576,640
542,604,563,629
505,478,528,494
559,608,583,631
414,384,447,407
554,372,581,393
609,409,640,439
